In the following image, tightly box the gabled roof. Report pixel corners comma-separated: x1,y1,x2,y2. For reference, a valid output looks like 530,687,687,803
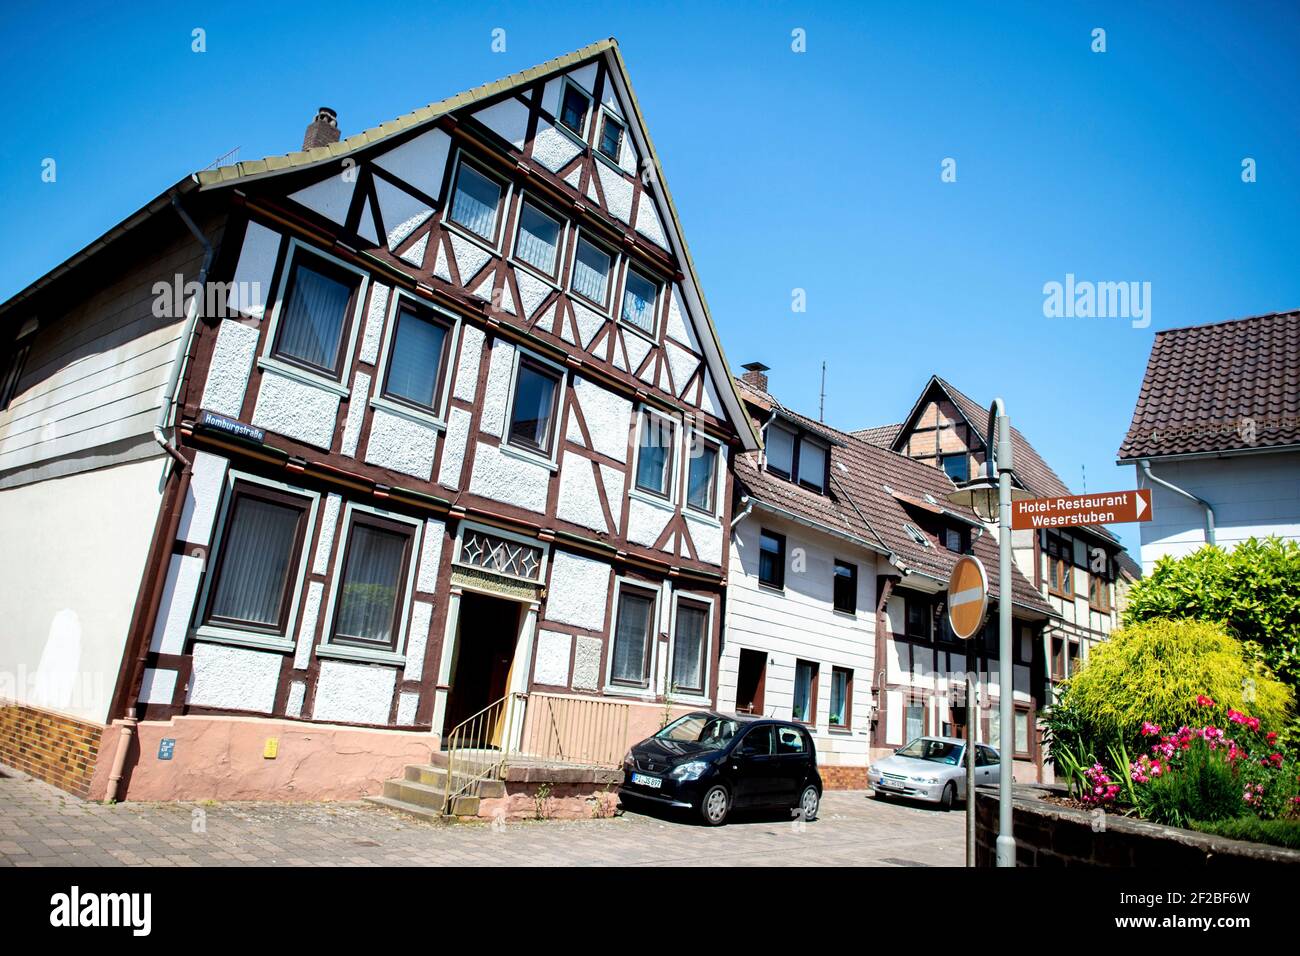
1117,310,1300,461
881,374,1119,545
0,39,761,450
852,423,901,448
734,377,1054,616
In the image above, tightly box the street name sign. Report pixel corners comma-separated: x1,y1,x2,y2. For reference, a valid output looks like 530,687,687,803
1011,489,1152,530
947,555,989,641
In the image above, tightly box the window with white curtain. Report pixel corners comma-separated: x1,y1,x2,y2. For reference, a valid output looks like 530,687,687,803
906,703,924,743
685,437,718,514
514,202,562,276
272,254,356,375
507,358,561,455
621,267,658,334
611,585,655,688
207,487,307,632
571,236,611,306
671,600,708,695
382,305,450,413
793,660,817,723
449,160,503,242
331,517,414,651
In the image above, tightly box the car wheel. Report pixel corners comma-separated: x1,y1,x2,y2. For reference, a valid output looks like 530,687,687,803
939,782,956,811
796,785,820,822
699,784,730,826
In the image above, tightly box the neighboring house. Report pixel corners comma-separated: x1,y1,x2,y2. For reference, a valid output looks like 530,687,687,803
859,375,1133,697
0,40,760,801
719,366,1058,786
1118,311,1300,572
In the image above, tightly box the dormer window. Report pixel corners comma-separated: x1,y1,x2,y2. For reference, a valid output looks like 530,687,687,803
941,526,967,553
765,424,796,478
559,81,591,137
797,438,827,492
942,454,969,482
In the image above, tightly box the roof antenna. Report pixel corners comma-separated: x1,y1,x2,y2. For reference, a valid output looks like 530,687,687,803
819,361,827,422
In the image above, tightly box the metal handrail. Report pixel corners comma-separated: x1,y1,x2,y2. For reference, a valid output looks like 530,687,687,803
440,693,522,813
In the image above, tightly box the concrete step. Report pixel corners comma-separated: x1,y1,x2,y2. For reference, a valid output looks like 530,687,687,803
361,795,449,824
449,794,480,817
402,764,506,799
384,778,448,810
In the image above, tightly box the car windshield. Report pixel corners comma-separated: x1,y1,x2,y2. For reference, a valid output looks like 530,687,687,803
897,738,963,765
655,714,740,749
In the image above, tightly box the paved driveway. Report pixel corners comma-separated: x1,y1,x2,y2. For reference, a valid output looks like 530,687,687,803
0,766,962,867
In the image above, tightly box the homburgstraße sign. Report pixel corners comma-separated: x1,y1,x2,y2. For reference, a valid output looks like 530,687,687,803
1011,489,1152,530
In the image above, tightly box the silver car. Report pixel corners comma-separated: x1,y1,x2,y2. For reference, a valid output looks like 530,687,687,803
866,736,1002,810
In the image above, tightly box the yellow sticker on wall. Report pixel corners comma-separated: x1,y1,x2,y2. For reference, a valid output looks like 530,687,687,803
263,738,279,759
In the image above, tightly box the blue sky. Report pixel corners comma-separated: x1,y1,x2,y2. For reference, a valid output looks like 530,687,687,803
2,1,1297,555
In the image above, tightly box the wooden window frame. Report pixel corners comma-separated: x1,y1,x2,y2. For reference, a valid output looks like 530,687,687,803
757,528,786,591
684,432,720,517
268,249,363,380
793,659,819,726
509,195,567,282
505,353,564,460
632,407,677,501
1045,531,1073,599
905,596,932,641
1088,569,1112,612
829,666,853,731
597,110,625,163
557,77,593,140
667,595,712,699
377,300,456,418
446,152,510,248
325,512,418,655
619,264,661,339
1013,707,1033,759
832,559,857,615
567,230,618,314
608,581,659,691
201,482,312,640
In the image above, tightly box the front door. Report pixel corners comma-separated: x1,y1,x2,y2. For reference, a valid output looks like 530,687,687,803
443,592,521,743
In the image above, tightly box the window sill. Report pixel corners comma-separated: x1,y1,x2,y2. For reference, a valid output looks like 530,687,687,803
683,508,722,528
315,643,407,667
827,726,853,735
498,441,559,472
368,395,447,431
441,217,504,259
193,626,296,655
567,285,613,318
257,356,351,397
618,318,659,347
507,255,563,291
628,487,677,513
832,607,858,619
601,684,657,702
757,581,785,594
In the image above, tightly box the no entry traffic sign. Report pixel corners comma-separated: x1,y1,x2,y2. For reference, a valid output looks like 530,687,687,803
947,555,989,641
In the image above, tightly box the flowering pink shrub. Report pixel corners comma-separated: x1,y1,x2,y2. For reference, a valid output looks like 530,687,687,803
1081,763,1121,806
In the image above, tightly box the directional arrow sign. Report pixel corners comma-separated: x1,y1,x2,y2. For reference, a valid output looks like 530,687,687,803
947,555,989,641
1011,489,1153,530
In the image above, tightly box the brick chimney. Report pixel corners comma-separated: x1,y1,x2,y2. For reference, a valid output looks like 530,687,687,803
302,107,340,150
740,361,770,392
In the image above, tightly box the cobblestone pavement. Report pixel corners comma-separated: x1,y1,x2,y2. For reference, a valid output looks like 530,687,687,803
0,766,963,867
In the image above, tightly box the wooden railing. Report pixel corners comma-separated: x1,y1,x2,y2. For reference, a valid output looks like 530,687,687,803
516,693,630,768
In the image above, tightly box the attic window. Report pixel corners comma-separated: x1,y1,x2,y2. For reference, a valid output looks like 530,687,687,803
598,112,625,161
904,524,931,548
559,81,591,137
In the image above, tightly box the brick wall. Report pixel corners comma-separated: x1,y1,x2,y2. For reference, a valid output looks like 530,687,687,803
0,704,103,798
819,765,869,790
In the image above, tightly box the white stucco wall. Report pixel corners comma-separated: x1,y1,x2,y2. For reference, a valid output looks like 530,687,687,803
0,455,168,724
718,515,878,767
1135,452,1300,572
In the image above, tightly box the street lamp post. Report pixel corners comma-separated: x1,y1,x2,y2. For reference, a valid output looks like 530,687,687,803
946,398,1021,868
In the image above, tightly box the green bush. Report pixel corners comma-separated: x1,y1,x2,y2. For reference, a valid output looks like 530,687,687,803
1191,817,1300,851
1136,738,1242,828
1123,537,1300,690
1058,620,1291,745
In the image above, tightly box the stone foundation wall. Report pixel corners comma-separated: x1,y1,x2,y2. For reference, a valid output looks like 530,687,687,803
975,784,1300,866
0,703,103,797
477,765,623,821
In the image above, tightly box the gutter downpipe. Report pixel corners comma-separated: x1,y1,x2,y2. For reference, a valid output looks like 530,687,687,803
1139,459,1215,546
105,193,213,803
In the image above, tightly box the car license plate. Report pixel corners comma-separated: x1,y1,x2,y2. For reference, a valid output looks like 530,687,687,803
631,772,661,789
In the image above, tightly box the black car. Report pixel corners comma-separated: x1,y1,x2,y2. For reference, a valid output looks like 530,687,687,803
619,711,823,825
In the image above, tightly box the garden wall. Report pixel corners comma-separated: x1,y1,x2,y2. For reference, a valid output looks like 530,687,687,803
975,784,1300,866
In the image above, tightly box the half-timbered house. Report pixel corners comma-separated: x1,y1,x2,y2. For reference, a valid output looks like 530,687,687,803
722,366,1058,786
0,40,760,803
